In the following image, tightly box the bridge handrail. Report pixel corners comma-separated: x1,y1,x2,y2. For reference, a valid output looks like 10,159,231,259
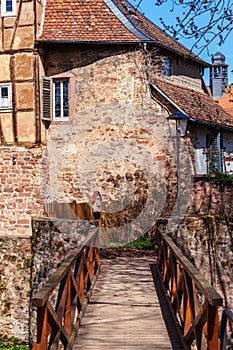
220,308,233,350
157,228,223,349
31,228,100,350
158,230,222,307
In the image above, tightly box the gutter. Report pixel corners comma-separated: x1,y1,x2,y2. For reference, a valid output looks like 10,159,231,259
188,117,233,131
150,83,189,116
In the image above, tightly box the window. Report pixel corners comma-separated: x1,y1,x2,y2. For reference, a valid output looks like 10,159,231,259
0,83,12,110
162,58,171,76
42,76,73,122
53,79,69,120
1,0,16,17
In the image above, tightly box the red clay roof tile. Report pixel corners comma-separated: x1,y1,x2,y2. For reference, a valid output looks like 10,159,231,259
38,0,207,64
214,86,233,117
153,78,233,127
38,0,140,42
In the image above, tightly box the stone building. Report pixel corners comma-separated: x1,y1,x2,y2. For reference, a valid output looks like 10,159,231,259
0,0,233,342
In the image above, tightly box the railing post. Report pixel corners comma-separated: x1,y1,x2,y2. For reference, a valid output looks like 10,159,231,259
89,246,94,281
64,272,72,336
207,305,220,350
34,303,49,349
79,254,85,304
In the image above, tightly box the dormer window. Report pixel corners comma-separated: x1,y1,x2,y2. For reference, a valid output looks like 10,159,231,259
1,0,16,17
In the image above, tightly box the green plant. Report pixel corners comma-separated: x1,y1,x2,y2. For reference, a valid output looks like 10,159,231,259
124,237,158,251
207,172,233,186
0,337,29,349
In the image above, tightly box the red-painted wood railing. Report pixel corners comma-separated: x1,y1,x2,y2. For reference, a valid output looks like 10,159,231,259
32,229,99,350
157,229,223,350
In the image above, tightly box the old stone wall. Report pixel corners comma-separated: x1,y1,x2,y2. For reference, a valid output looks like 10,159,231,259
190,178,233,217
42,47,194,243
159,215,233,309
0,146,44,236
0,218,96,343
0,236,32,341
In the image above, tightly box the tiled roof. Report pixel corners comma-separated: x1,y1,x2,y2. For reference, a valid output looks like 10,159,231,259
38,0,207,64
214,85,233,117
152,78,233,127
116,0,202,61
38,0,141,42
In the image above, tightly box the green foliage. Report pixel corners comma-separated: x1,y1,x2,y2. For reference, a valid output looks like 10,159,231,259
124,237,158,251
207,172,233,186
0,337,29,349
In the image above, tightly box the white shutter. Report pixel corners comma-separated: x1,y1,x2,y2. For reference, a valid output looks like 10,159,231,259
42,77,52,121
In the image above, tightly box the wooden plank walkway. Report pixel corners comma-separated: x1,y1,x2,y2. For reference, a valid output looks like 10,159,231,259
73,257,185,350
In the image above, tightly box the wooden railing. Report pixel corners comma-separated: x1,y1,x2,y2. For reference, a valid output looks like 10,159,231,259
32,229,100,350
220,308,233,350
157,229,223,350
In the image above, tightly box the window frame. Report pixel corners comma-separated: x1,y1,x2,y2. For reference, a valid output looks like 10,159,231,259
1,0,16,17
41,73,74,123
0,83,12,111
53,78,70,121
162,58,171,77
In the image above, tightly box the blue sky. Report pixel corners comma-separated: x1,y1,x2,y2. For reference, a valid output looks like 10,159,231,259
135,0,233,85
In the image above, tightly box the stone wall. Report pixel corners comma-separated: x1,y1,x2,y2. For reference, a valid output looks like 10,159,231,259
0,146,44,236
42,47,194,242
158,214,233,309
190,178,233,217
0,236,32,341
0,218,97,343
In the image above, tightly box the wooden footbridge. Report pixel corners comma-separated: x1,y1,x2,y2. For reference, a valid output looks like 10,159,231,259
32,227,233,350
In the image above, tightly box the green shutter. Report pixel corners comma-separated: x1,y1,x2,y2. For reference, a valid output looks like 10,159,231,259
42,77,52,121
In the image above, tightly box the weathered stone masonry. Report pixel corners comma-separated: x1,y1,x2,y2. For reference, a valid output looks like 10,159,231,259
0,146,44,236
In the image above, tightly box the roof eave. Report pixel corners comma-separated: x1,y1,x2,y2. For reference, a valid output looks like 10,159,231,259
35,38,210,67
150,83,233,130
189,117,233,131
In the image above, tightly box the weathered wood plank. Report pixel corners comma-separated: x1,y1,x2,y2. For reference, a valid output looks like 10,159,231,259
73,258,184,350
